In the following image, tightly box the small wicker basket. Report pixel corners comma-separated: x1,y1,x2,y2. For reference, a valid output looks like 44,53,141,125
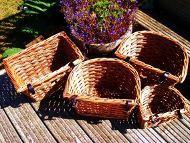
115,31,189,87
3,31,84,101
139,85,190,128
64,58,141,119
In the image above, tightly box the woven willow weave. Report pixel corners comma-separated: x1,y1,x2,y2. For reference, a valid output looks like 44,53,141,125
139,85,189,128
64,58,141,119
3,31,84,101
115,31,189,87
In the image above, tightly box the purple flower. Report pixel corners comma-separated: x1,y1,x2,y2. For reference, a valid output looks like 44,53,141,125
60,0,138,44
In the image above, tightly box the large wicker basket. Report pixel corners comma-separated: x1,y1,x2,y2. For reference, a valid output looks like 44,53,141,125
139,85,190,128
115,31,189,87
3,31,84,101
64,58,141,119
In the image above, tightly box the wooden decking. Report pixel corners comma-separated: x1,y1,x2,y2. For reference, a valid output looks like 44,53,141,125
1,10,190,143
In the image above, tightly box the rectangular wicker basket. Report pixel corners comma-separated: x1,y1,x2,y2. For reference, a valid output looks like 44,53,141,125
3,31,84,101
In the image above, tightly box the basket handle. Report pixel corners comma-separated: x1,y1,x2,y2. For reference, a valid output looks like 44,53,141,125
158,72,170,83
18,61,77,93
149,114,160,125
148,109,183,126
124,57,131,63
27,84,35,95
67,95,138,110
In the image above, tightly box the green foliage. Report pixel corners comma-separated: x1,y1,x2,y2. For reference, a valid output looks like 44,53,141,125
22,0,57,15
92,0,124,22
2,48,23,58
21,27,39,37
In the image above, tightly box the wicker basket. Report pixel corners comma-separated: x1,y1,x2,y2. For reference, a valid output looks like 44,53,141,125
63,58,141,119
115,31,189,87
3,31,84,101
139,85,190,128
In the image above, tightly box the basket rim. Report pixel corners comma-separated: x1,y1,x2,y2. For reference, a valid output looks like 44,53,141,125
115,30,189,83
3,31,84,62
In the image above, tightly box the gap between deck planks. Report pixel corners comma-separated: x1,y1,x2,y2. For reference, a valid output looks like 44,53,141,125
0,105,22,143
1,10,190,143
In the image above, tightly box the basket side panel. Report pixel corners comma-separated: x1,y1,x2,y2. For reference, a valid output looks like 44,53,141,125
76,100,135,119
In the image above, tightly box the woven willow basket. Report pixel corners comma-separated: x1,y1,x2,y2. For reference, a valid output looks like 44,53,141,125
115,31,189,87
139,85,190,128
64,58,141,119
3,31,84,101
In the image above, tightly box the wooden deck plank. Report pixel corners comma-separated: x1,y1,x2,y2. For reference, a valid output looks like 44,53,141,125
0,107,22,143
102,120,132,143
157,124,187,143
124,129,150,143
76,119,130,143
154,126,176,142
31,93,93,143
134,129,156,143
171,120,190,141
124,129,144,143
86,122,117,143
76,120,108,143
163,121,189,142
143,129,167,143
180,113,190,129
0,73,57,143
93,121,123,142
104,120,138,143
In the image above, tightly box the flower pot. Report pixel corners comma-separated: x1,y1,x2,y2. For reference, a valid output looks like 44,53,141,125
71,24,133,56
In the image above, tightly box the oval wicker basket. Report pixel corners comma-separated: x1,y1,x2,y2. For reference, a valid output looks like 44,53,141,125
115,31,189,87
64,58,141,119
3,31,84,101
139,85,190,128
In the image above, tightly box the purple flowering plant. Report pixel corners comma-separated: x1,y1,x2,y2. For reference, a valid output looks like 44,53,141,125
60,0,139,44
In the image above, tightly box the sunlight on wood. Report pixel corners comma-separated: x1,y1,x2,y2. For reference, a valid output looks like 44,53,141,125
0,0,23,20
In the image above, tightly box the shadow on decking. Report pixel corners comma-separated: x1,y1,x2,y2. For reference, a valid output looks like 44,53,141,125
37,84,141,132
1,72,190,133
0,73,141,132
0,73,30,108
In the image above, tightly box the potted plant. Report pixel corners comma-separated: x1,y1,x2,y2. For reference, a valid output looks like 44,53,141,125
60,0,140,55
